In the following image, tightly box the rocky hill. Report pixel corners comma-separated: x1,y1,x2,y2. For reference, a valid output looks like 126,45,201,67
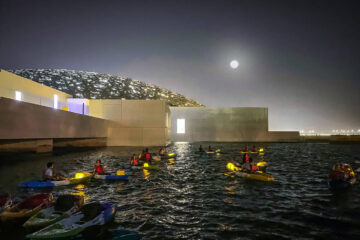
8,69,203,107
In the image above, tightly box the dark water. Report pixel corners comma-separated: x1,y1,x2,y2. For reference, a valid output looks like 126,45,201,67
1,142,360,239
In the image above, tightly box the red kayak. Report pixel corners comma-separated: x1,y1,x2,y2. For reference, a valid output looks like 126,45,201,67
0,193,53,223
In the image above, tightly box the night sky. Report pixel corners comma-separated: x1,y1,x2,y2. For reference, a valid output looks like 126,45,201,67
0,0,359,132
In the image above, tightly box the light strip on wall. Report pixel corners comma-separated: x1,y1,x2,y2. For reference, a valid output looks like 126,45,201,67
15,91,22,101
177,119,185,134
53,94,58,109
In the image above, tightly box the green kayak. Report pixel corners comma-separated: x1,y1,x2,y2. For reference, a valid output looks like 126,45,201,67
27,202,115,239
23,195,84,230
142,164,159,170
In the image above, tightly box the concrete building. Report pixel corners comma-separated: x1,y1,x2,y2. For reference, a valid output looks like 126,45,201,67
170,107,300,142
0,69,170,151
0,68,302,152
0,69,70,110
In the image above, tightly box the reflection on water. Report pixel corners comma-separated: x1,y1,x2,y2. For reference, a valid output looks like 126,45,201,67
143,169,150,180
71,184,90,201
0,143,360,239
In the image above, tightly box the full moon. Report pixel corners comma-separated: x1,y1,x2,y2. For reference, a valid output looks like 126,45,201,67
230,60,239,69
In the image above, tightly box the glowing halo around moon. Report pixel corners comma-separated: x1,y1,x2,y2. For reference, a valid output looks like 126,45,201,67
230,60,239,69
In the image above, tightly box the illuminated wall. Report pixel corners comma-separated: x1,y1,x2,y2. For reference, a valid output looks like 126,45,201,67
67,98,89,115
0,69,70,109
0,97,107,140
170,107,300,142
170,107,269,142
87,99,170,146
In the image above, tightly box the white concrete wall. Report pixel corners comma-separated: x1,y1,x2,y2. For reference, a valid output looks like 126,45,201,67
88,100,170,146
170,107,269,142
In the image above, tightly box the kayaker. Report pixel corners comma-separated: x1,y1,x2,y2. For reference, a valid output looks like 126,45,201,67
242,153,250,163
252,145,257,152
93,160,105,175
130,154,139,166
43,162,65,181
199,145,204,152
144,148,152,164
250,158,258,172
243,145,248,152
159,148,166,156
208,146,213,152
139,150,145,161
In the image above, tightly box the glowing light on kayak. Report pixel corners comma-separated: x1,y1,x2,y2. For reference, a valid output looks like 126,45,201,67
74,184,85,190
144,163,149,168
116,170,125,176
257,161,267,167
75,172,85,179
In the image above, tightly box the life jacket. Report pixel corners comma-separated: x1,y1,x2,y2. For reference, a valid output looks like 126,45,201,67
145,153,151,160
245,155,250,163
95,165,104,174
131,157,138,166
251,165,257,171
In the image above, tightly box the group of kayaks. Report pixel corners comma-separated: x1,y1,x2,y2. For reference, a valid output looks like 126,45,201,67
225,148,274,182
0,193,115,239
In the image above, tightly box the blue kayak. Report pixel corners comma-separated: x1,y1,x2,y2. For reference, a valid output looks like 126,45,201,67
94,174,129,180
20,180,71,188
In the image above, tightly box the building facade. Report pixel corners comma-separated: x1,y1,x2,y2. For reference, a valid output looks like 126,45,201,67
170,107,299,142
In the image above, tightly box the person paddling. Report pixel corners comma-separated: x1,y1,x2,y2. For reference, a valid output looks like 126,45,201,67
144,148,152,164
242,153,250,164
130,154,139,166
252,145,257,152
199,145,204,152
243,145,248,152
208,145,213,152
93,160,105,175
43,162,66,181
159,148,166,156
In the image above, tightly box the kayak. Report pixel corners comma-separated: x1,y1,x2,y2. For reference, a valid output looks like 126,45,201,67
124,164,142,170
94,174,129,181
0,194,12,214
23,195,84,229
0,193,53,223
153,153,177,161
27,202,116,239
226,162,274,182
143,164,159,170
20,172,93,188
234,171,274,182
329,178,356,192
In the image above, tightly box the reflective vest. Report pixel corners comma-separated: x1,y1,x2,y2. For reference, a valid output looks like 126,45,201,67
145,153,151,159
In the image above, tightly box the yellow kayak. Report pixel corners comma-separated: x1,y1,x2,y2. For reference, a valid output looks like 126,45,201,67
226,162,274,182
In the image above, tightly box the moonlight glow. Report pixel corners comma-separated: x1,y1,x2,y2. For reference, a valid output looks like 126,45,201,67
230,60,239,69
